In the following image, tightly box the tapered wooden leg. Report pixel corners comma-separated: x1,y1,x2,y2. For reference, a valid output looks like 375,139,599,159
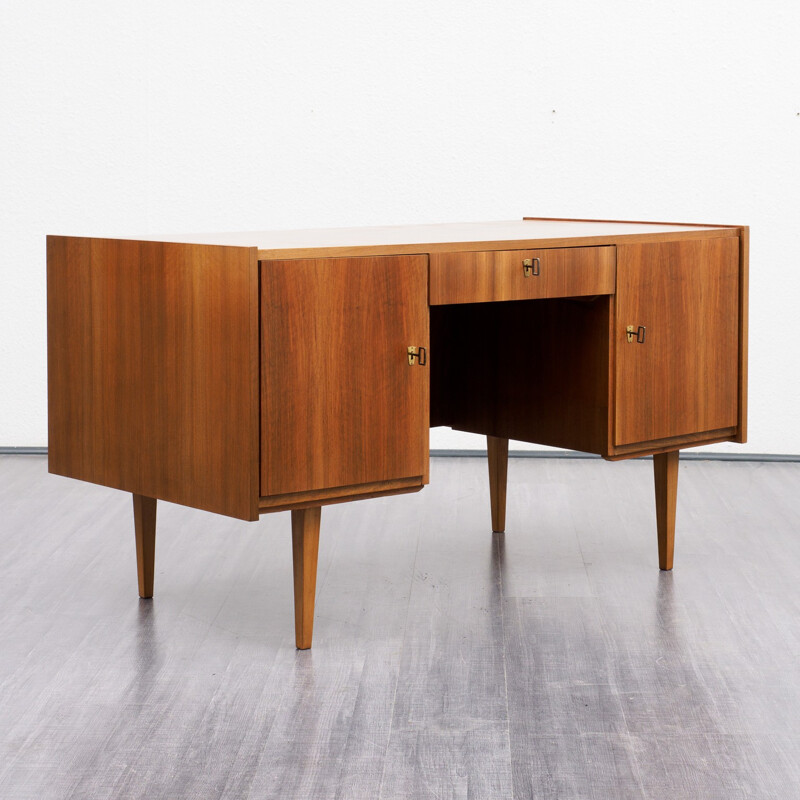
654,451,679,571
133,494,157,598
291,506,321,650
487,435,509,533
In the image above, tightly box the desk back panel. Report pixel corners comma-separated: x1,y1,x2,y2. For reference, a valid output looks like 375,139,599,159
431,297,612,454
47,237,260,520
261,255,429,498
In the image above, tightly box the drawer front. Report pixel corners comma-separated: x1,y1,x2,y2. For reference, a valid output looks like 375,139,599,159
429,246,616,305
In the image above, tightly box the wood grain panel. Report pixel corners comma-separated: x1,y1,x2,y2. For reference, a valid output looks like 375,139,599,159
261,255,429,497
429,246,615,305
47,237,259,520
614,238,740,447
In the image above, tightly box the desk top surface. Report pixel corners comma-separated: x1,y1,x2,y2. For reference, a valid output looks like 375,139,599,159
62,218,743,260
195,218,742,259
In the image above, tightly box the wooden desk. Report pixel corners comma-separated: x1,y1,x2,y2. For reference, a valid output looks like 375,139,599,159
46,218,749,649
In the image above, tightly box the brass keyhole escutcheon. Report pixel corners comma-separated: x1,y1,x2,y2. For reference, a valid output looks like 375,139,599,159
522,257,540,277
626,325,646,344
407,345,427,366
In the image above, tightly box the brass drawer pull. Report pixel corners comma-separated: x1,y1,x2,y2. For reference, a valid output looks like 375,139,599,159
522,257,540,277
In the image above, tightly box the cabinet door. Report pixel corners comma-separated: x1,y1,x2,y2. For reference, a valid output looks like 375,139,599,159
261,255,429,497
614,238,739,446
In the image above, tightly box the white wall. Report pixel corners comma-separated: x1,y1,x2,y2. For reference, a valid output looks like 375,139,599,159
2,0,798,453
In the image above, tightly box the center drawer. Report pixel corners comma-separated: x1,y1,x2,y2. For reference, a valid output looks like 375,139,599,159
429,246,616,305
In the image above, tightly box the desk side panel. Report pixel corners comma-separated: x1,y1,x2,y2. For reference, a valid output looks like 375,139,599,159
736,226,749,443
47,237,260,520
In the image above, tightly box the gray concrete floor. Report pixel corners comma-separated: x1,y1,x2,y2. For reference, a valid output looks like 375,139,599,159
0,454,798,799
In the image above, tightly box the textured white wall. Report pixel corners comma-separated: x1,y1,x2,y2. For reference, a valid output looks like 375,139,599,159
1,0,798,453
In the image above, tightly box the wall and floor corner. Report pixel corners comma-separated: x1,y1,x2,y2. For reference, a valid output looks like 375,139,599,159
1,0,799,455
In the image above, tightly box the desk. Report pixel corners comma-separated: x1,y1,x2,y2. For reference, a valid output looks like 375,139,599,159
47,218,749,649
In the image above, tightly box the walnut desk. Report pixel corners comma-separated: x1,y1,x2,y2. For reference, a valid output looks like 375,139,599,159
47,218,749,649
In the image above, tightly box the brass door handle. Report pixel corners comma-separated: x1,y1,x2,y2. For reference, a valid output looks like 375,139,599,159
522,257,540,277
407,345,427,366
626,325,646,343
